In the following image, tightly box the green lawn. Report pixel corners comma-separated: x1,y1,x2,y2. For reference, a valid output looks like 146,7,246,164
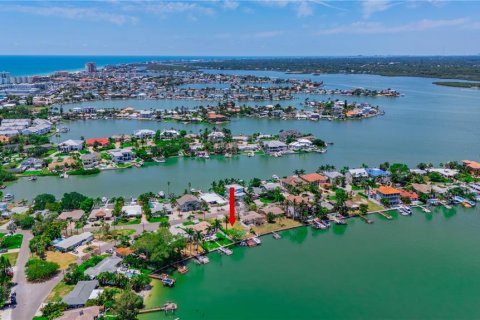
1,252,19,265
113,218,141,226
259,197,274,204
0,234,23,249
78,255,106,273
147,216,169,223
20,169,57,177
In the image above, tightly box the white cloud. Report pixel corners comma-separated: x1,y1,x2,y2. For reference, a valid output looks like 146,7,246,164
297,1,314,17
252,30,284,38
362,0,391,18
317,18,470,34
0,4,137,25
223,0,239,10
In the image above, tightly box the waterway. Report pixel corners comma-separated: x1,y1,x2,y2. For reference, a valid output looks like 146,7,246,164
140,206,480,320
5,72,480,199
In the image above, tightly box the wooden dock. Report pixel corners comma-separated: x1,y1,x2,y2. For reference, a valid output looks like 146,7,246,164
140,303,178,314
358,214,374,224
377,211,393,220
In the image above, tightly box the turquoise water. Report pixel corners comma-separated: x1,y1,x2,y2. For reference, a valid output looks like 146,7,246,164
6,72,480,200
140,206,480,320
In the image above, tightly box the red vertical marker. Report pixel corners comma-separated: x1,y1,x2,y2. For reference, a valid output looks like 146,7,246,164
229,187,236,226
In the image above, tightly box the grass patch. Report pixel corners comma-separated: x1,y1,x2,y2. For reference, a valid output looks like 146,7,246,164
251,218,302,235
0,234,23,249
113,218,141,226
20,169,57,177
147,216,169,223
46,251,77,270
259,197,274,204
78,255,106,273
202,241,219,251
0,252,19,266
46,280,74,302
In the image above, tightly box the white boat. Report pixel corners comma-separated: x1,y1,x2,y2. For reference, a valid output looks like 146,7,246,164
224,153,232,158
272,174,279,180
218,247,233,255
272,232,281,239
398,205,412,216
252,237,262,245
60,172,69,179
28,176,37,181
158,191,165,198
196,255,210,264
3,193,14,201
248,151,255,157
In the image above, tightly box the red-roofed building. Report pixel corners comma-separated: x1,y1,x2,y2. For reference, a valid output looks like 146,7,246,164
86,137,109,147
463,160,480,176
207,112,228,122
399,189,419,202
300,173,328,186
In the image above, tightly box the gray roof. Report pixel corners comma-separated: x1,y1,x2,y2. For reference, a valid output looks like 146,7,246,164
63,280,98,306
176,194,199,206
85,256,122,278
55,232,93,251
263,140,287,148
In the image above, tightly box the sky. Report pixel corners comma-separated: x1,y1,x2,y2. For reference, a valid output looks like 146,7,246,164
0,0,479,56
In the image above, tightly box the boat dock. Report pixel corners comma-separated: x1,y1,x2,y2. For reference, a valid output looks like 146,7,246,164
376,211,393,220
140,302,178,314
439,200,452,209
358,214,374,224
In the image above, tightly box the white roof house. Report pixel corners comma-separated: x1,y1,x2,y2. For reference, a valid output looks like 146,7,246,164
122,204,142,217
200,193,228,206
348,168,369,178
134,129,156,139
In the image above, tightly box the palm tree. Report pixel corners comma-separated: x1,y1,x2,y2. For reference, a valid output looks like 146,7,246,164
0,255,11,276
194,230,203,253
185,228,195,252
223,215,229,230
213,219,222,232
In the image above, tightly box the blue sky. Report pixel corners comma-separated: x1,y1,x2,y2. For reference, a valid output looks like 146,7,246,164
1,0,479,56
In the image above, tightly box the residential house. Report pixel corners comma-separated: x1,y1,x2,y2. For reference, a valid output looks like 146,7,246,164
86,138,109,147
300,173,328,187
200,193,228,206
63,280,98,308
225,184,246,199
54,232,94,252
399,189,419,202
463,160,480,176
176,194,202,212
288,138,313,151
150,202,173,216
322,171,344,184
109,149,134,164
412,183,432,195
160,130,179,140
58,139,84,153
208,131,225,142
85,256,122,279
281,176,306,189
346,168,369,183
134,129,155,139
375,186,401,206
88,208,113,221
58,210,85,221
262,140,287,154
48,157,76,171
121,205,142,218
80,153,100,169
259,205,285,217
56,306,101,320
241,211,266,225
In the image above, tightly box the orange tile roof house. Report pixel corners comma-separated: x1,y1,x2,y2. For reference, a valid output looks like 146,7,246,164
375,186,401,206
281,176,306,188
463,160,480,175
300,173,328,186
86,137,109,146
399,189,419,201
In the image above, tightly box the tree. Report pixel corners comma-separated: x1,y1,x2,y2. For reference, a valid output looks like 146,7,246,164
130,273,151,292
381,198,391,208
64,264,87,285
25,258,59,282
33,194,56,211
61,192,87,210
111,288,143,320
267,212,276,223
133,228,185,267
359,204,368,215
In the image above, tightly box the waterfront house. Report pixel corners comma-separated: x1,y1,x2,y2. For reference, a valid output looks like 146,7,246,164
375,186,401,206
366,168,390,178
48,157,76,171
262,182,282,192
85,256,122,279
109,149,134,164
54,232,94,252
288,139,313,151
80,153,100,169
86,138,109,147
208,131,225,142
150,201,173,216
88,208,113,221
160,130,179,140
262,140,287,154
58,210,85,221
134,129,155,139
200,193,228,206
300,173,328,187
63,280,98,308
225,184,246,199
58,139,84,153
207,112,228,122
186,221,211,235
121,204,142,218
176,194,202,212
322,171,344,184
427,168,459,177
399,189,419,202
346,168,369,183
56,306,101,320
19,157,43,172
281,176,306,189
241,211,266,225
463,160,480,176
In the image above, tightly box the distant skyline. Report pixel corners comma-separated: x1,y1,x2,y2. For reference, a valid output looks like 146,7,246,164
1,0,479,56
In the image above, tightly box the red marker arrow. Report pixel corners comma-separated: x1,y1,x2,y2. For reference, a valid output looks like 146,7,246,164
229,187,236,226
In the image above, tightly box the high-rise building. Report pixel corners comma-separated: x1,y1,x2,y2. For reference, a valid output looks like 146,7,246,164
0,72,11,85
85,62,97,73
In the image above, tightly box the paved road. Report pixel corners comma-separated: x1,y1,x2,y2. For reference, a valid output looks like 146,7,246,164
1,230,64,320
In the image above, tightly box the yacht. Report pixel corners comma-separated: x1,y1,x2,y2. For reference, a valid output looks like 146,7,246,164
252,237,262,245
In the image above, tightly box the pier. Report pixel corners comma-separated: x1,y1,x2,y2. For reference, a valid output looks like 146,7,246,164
140,302,178,314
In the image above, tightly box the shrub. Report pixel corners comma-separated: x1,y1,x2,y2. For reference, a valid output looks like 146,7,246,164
25,258,59,282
